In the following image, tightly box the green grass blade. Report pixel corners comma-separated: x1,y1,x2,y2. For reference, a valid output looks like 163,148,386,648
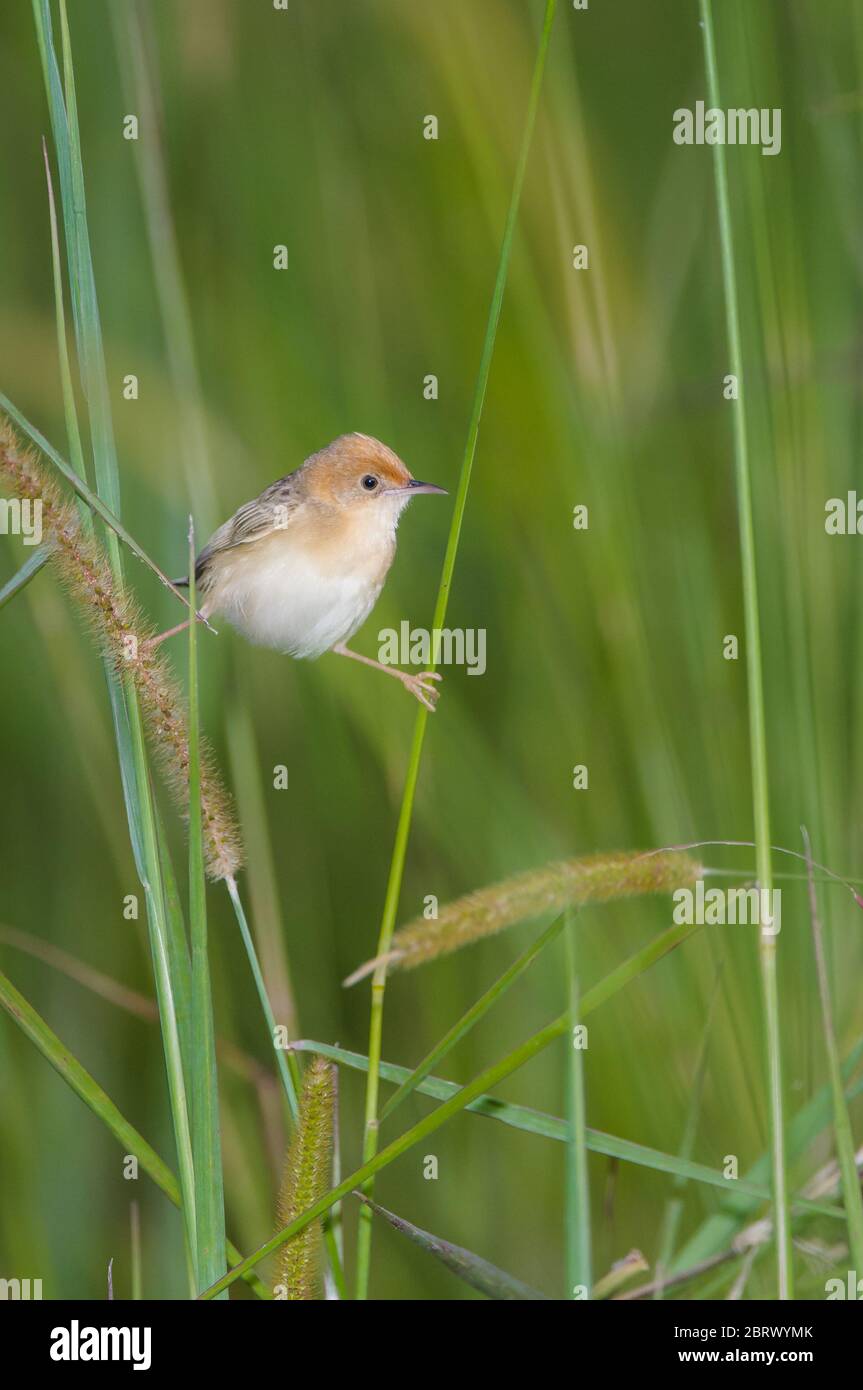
0,392,197,612
225,697,301,1065
356,1196,548,1300
377,906,701,1129
27,102,163,887
653,959,723,1298
187,521,227,1296
128,694,198,1294
43,102,201,1097
41,134,87,496
672,1036,863,1270
130,1202,142,1301
42,36,196,1110
154,809,193,1066
110,0,220,533
204,1010,573,1297
565,916,591,1297
203,999,841,1299
32,0,199,1291
355,0,558,1298
592,1251,648,1301
803,829,863,1270
0,965,268,1298
56,0,121,521
225,874,300,1120
32,0,85,414
1,963,179,1204
380,910,569,1122
699,0,791,1298
225,882,354,1296
0,544,51,610
292,1040,841,1218
31,30,158,889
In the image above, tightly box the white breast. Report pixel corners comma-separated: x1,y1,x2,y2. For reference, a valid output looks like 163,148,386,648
205,503,401,659
213,548,386,658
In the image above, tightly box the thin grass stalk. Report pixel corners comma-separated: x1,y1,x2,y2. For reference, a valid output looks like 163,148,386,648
0,922,274,1087
0,424,242,880
698,0,791,1298
57,0,120,523
674,1034,863,1271
32,0,200,1288
112,0,311,1274
592,1251,648,1301
226,875,300,1120
298,1042,851,1222
110,0,220,532
126,674,199,1293
226,700,300,1048
206,1010,573,1298
0,966,269,1298
130,1201,142,1301
226,884,354,1297
155,809,194,1067
292,1037,859,1213
635,1147,863,1302
187,522,228,1295
42,136,88,497
323,1075,347,1300
354,0,558,1297
380,910,569,1123
802,828,863,1270
202,1001,840,1300
653,959,723,1297
565,915,591,1297
0,545,51,609
0,390,199,615
204,915,710,1295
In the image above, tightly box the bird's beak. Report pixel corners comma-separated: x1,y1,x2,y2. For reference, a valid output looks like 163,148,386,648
403,478,447,495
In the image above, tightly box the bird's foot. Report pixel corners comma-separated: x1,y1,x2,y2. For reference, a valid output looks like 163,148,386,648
399,669,442,713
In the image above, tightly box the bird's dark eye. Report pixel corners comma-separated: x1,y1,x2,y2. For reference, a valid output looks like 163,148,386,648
361,475,379,491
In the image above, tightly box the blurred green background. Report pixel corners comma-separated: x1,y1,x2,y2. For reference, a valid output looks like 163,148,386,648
1,0,862,1299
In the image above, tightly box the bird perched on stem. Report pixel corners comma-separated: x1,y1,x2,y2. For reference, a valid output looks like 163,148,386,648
154,433,447,710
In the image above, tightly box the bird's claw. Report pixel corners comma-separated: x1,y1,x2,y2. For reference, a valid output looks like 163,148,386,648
402,670,442,712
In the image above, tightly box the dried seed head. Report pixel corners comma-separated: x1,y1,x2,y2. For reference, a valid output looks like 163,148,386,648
345,850,703,984
0,417,243,879
274,1057,337,1300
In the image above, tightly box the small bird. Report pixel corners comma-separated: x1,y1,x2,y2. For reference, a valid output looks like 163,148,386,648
155,433,447,710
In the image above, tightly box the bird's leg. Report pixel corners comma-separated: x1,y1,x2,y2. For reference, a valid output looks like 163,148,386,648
143,601,215,653
331,642,442,712
143,618,192,652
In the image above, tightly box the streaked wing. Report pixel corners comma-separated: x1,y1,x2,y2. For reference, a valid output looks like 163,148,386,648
195,474,301,584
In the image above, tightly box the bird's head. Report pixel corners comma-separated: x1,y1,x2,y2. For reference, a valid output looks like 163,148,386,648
303,433,446,516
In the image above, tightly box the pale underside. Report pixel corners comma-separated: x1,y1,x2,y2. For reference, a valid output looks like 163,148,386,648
198,492,404,659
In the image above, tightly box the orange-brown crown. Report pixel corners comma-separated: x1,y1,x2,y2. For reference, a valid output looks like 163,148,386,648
302,433,412,505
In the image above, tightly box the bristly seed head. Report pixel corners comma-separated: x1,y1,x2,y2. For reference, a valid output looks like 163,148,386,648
274,1057,337,1300
0,416,243,880
345,850,703,984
